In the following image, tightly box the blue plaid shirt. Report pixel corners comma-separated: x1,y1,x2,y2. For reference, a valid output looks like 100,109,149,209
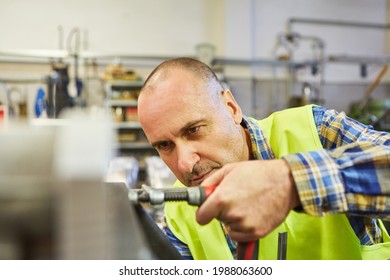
164,106,390,259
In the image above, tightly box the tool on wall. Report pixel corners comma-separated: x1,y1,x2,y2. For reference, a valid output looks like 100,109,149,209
44,26,85,118
66,27,83,101
46,62,70,118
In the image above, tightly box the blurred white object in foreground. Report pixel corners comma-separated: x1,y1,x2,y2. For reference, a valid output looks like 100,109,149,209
0,108,153,260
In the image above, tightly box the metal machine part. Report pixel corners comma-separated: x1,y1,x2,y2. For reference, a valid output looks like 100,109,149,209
132,200,183,260
0,117,182,260
102,183,182,260
131,184,290,260
129,184,216,206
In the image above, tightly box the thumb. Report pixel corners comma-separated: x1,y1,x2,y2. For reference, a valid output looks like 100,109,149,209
201,165,226,188
196,167,227,225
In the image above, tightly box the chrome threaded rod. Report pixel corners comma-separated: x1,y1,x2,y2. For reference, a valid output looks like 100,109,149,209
129,186,209,206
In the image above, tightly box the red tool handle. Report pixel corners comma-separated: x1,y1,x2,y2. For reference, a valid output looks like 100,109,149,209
203,185,217,200
237,241,259,260
201,185,259,260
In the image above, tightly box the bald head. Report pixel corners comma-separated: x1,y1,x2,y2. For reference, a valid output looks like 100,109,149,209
140,57,224,98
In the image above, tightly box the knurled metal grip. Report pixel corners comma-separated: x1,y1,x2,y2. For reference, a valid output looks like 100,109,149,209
162,189,189,203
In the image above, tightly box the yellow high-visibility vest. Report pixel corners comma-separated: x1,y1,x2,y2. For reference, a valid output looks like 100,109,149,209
165,105,390,259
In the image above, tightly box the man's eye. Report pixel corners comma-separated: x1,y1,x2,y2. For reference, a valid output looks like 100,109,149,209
157,142,171,151
187,126,200,135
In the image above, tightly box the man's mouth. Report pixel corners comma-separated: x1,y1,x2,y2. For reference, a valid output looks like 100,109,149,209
191,176,205,186
191,169,215,186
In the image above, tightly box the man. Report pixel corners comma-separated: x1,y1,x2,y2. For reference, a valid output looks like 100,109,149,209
137,57,390,260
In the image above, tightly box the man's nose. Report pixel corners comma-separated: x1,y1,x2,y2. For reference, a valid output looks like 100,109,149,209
176,144,200,174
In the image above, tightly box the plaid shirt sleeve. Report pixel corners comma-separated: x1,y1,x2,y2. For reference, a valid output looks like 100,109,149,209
283,106,390,218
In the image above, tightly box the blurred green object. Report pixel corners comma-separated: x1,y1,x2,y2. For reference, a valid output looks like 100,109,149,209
349,64,389,130
349,98,390,128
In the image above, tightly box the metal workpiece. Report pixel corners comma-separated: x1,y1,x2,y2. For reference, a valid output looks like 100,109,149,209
129,184,214,206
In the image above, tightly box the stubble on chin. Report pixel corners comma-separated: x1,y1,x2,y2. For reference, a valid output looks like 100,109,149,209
183,162,221,186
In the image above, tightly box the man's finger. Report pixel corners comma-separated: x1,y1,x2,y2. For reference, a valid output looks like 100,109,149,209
195,193,221,225
201,166,225,187
227,230,258,243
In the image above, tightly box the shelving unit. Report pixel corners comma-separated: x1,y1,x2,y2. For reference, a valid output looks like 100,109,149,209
104,79,157,184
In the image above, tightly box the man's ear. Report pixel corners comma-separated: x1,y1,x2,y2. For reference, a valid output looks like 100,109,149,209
221,89,243,124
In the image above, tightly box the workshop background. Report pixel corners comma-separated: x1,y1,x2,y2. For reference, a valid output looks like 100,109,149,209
0,0,389,260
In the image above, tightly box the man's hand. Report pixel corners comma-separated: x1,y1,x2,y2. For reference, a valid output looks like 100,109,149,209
196,159,300,242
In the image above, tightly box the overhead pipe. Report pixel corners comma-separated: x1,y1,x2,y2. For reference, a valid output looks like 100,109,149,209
286,17,390,34
287,17,390,80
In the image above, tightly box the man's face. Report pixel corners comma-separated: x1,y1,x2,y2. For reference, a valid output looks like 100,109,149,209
138,69,249,186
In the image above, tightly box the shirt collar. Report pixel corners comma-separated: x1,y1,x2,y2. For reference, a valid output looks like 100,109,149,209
241,116,275,160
